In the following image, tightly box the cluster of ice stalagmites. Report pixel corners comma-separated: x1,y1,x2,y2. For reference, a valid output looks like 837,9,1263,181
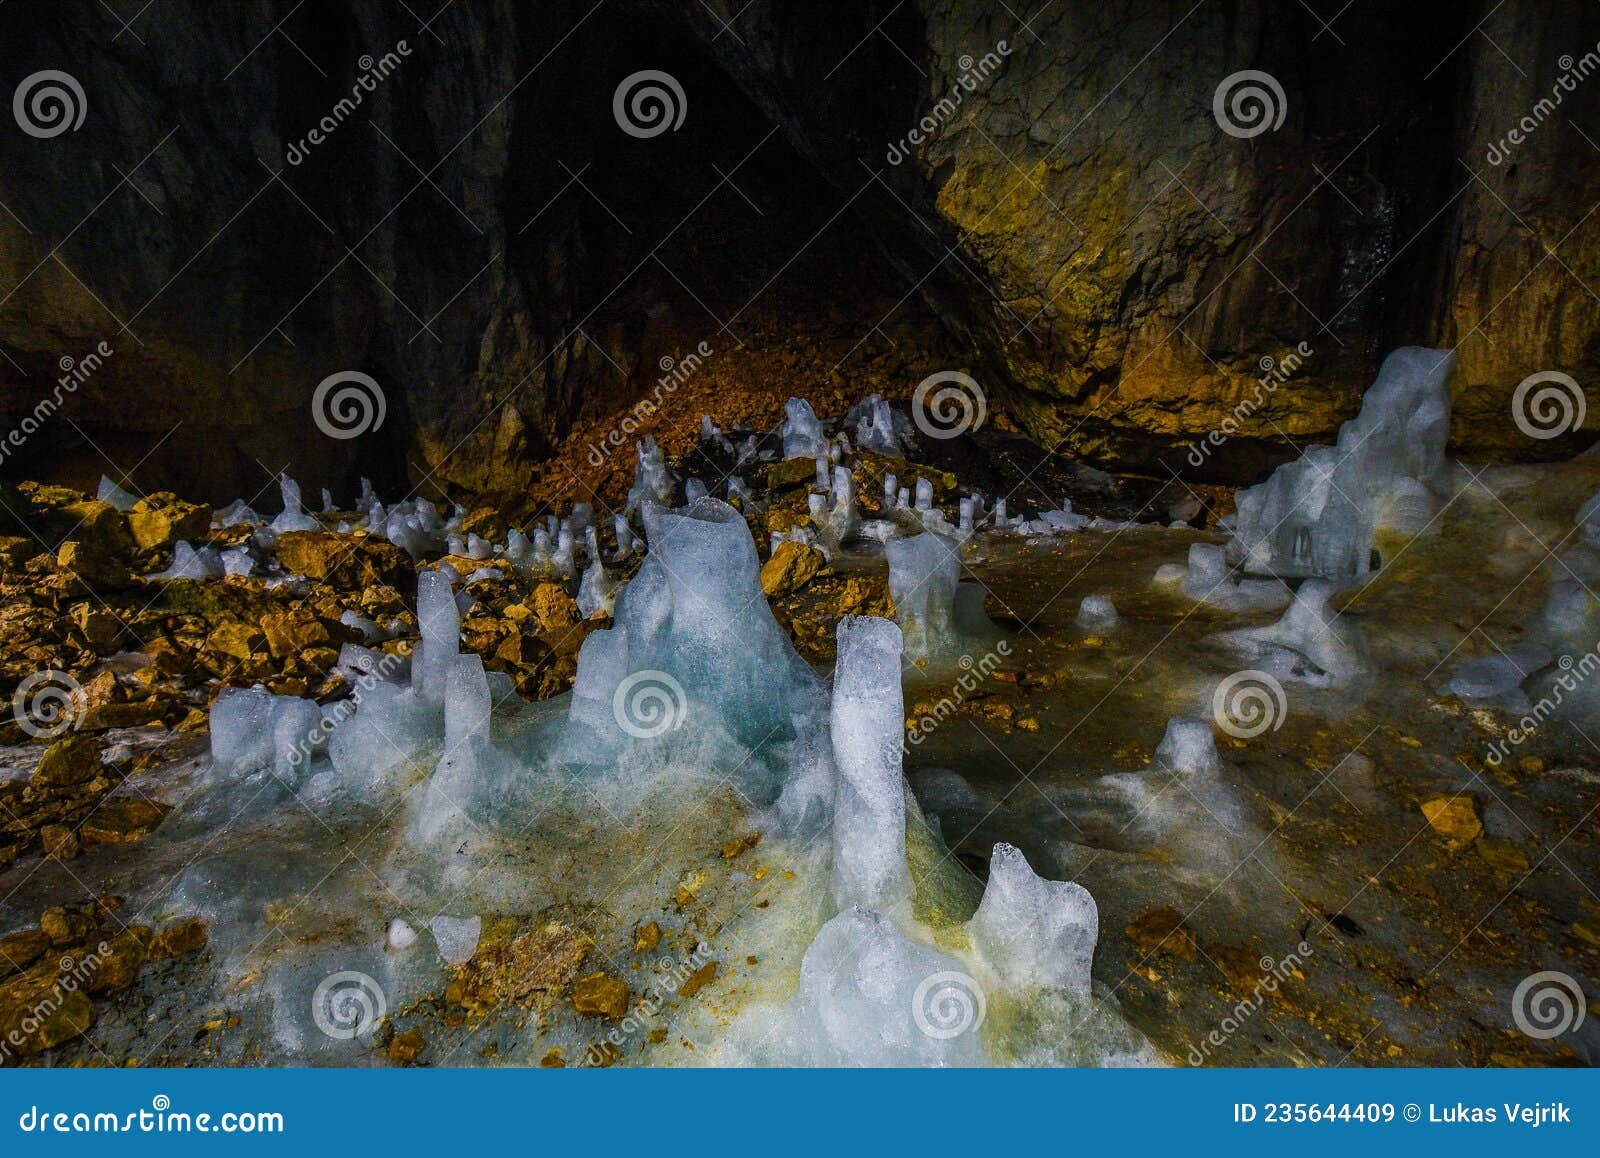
1224,346,1456,582
195,478,1144,1065
715,612,1145,1066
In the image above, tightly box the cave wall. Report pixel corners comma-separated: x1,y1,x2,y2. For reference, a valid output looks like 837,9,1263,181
1,0,1596,502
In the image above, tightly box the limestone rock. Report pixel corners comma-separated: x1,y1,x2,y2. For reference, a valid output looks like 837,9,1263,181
571,972,629,1019
127,494,212,551
760,540,824,597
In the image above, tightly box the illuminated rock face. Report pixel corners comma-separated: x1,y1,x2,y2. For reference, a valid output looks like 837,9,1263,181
5,3,1594,503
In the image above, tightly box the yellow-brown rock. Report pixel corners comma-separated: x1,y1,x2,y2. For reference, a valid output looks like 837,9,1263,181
127,494,212,551
570,971,629,1019
1420,794,1482,845
30,735,102,791
760,540,824,597
274,531,412,589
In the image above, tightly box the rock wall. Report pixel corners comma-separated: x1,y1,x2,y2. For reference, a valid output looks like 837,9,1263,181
1,0,1596,501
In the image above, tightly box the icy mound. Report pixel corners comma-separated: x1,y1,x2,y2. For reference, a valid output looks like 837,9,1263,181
780,397,829,461
1213,579,1365,689
1227,347,1455,582
885,531,1001,666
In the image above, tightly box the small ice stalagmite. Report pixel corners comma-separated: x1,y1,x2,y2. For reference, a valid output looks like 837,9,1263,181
96,474,138,510
147,541,225,580
1173,542,1291,612
780,398,828,461
576,559,617,618
1228,347,1455,582
1076,594,1118,631
885,530,999,665
847,393,910,457
968,844,1097,999
624,436,677,515
412,569,461,704
412,653,491,843
829,616,912,912
270,475,320,534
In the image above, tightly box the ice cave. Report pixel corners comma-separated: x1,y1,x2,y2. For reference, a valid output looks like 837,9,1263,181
0,0,1597,1090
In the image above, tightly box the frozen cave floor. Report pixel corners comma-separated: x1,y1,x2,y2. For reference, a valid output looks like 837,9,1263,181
5,455,1600,1067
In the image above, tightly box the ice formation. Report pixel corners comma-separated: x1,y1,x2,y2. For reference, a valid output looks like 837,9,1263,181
176,474,1148,1067
1214,579,1364,689
1076,595,1119,631
1163,543,1290,612
624,436,677,515
96,474,138,510
846,393,912,457
779,397,829,461
1227,347,1455,582
884,531,1000,665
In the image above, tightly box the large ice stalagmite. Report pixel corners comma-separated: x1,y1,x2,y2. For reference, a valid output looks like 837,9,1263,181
1227,347,1455,582
712,613,1142,1067
830,616,912,911
885,530,1001,666
562,497,826,795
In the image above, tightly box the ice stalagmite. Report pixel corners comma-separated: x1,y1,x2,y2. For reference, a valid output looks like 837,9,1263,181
780,397,828,461
1227,347,1455,581
829,616,912,911
885,531,959,662
412,569,460,704
968,844,1097,999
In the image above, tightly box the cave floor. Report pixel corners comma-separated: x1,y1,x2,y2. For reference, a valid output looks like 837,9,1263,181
4,458,1600,1067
